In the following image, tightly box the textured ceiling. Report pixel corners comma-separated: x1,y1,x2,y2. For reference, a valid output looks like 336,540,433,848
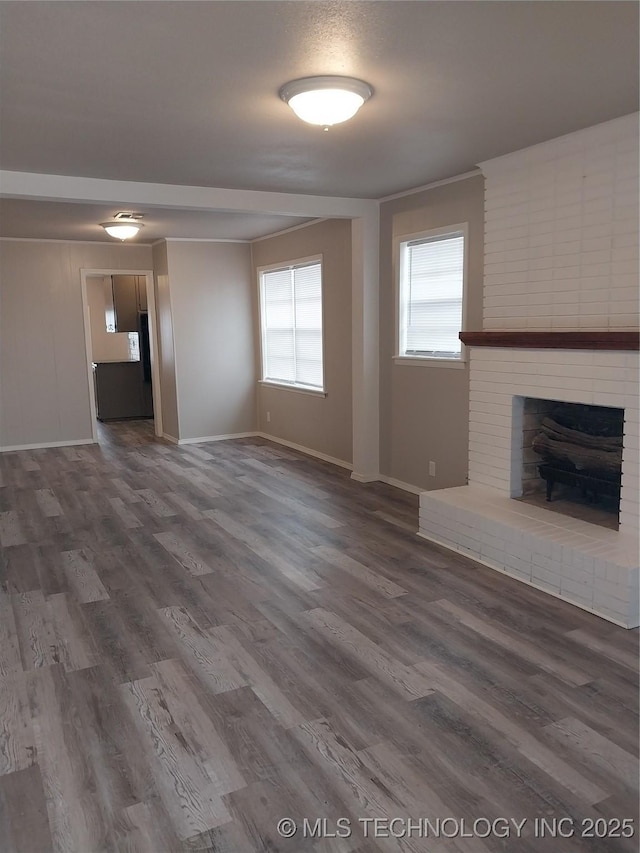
0,199,313,243
0,1,637,239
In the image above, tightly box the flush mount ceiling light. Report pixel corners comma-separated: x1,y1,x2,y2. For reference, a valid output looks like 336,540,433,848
101,212,144,240
279,75,373,128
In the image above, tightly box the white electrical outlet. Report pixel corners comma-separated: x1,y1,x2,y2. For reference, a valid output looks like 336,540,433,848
266,411,271,423
428,460,436,477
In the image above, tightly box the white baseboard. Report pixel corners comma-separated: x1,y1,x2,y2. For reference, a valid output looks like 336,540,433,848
253,437,422,494
177,431,258,445
377,474,423,495
0,438,96,453
159,431,420,497
350,471,379,483
162,433,179,444
255,432,352,470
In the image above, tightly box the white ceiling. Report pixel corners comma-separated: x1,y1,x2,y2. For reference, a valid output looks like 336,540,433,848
0,1,637,242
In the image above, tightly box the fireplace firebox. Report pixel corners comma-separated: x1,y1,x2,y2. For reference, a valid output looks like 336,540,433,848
520,399,623,528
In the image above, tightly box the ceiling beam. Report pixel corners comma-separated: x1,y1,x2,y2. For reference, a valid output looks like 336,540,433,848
0,171,375,219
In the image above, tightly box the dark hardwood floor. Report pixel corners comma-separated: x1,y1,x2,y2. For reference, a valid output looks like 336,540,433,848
0,420,638,852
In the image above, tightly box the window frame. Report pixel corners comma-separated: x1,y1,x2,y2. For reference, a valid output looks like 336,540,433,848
257,254,327,395
394,222,469,369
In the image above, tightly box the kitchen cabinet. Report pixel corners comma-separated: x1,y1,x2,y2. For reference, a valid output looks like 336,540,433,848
111,275,147,332
94,361,153,420
111,276,137,332
136,275,148,311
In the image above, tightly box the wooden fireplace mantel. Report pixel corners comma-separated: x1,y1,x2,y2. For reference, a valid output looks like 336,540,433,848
459,331,640,350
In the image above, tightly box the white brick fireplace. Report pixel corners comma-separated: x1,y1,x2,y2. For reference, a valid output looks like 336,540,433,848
419,114,640,628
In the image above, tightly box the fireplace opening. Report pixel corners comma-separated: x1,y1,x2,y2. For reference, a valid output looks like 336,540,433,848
517,398,623,531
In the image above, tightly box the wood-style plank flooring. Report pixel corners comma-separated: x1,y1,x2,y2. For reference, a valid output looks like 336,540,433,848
0,420,638,853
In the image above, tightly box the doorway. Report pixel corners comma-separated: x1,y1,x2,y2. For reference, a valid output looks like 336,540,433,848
80,269,163,441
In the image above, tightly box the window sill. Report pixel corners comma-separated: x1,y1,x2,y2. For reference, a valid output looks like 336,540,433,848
393,356,466,369
258,380,327,397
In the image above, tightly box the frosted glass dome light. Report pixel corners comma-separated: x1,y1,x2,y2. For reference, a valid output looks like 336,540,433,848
101,217,144,240
280,76,373,127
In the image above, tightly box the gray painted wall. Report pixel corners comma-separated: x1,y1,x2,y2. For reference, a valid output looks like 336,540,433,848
2,186,481,484
0,240,152,449
164,240,255,441
379,175,484,490
152,240,180,440
251,219,353,465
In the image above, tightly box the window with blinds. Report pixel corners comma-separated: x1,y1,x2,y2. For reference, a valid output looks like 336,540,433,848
259,259,324,390
398,229,465,360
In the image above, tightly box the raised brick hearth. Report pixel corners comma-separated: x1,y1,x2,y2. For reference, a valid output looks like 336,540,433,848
419,115,639,628
420,346,639,627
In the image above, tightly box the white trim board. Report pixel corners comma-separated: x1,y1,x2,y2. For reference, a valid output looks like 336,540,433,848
176,432,258,445
0,236,152,246
80,268,164,440
378,169,482,202
377,475,423,495
164,237,250,244
251,218,327,243
171,429,359,476
351,471,380,483
166,430,353,472
0,438,96,453
165,431,423,494
0,429,420,496
254,432,353,471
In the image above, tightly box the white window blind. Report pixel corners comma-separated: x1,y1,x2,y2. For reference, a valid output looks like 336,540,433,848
400,231,464,359
260,261,324,389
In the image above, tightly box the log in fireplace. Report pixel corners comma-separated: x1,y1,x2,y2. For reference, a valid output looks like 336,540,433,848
531,402,623,512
